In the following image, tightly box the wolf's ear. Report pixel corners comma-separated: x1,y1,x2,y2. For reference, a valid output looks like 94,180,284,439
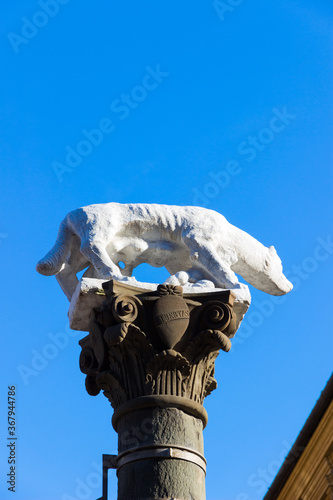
269,245,277,255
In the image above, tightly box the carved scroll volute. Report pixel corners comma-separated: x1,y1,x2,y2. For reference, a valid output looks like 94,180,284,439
110,294,141,324
79,336,98,375
79,336,100,397
201,301,232,331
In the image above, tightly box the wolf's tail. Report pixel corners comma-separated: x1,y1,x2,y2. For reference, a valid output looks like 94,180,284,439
36,216,73,276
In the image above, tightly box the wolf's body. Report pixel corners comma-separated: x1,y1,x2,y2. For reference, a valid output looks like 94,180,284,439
36,203,292,300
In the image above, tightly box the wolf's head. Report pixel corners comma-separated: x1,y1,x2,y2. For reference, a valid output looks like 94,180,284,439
260,246,293,295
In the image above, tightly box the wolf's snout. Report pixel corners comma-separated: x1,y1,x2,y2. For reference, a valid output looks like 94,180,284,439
275,274,293,295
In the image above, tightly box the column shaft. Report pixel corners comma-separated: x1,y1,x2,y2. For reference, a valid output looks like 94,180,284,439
117,407,205,500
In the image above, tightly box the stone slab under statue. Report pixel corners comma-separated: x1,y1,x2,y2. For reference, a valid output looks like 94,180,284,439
68,276,251,332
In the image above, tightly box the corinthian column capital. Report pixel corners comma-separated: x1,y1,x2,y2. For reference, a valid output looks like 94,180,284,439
79,280,239,429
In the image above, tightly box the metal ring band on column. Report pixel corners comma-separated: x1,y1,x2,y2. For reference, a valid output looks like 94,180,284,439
112,395,208,431
117,443,207,475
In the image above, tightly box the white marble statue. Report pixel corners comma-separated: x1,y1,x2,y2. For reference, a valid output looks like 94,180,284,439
36,202,292,301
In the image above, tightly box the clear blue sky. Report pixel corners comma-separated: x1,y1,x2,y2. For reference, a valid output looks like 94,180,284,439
1,1,332,499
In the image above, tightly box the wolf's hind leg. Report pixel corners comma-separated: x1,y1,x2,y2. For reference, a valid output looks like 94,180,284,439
55,248,91,300
56,263,80,301
80,240,123,280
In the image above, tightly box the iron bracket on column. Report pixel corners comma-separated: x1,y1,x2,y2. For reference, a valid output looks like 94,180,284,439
96,443,207,500
96,454,117,500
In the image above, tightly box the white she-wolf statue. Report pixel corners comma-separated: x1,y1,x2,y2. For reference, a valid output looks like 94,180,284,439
36,203,292,301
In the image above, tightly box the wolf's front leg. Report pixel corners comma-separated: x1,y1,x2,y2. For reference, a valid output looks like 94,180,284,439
187,241,241,290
